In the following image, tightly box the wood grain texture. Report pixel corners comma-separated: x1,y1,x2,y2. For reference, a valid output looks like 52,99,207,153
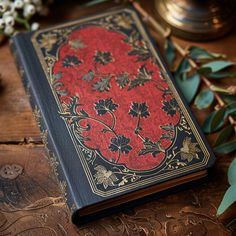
0,145,233,235
0,45,41,143
0,1,236,235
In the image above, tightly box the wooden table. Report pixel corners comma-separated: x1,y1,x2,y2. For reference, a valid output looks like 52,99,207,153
0,1,235,235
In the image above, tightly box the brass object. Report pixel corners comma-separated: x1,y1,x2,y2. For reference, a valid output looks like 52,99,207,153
155,0,236,41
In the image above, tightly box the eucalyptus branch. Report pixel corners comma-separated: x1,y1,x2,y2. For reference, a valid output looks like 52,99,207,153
15,17,31,31
132,1,236,134
132,1,171,38
0,1,53,36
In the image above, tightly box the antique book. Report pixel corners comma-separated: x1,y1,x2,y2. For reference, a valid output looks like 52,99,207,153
10,6,215,224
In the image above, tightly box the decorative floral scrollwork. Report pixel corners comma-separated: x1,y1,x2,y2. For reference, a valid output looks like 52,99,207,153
94,165,118,189
180,137,200,162
32,9,207,193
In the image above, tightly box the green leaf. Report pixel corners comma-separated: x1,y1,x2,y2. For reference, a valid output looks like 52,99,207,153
82,70,94,81
214,140,236,154
116,72,130,88
139,138,163,157
214,125,234,147
226,102,236,116
202,110,225,133
194,89,214,109
53,72,62,80
92,76,111,92
220,94,236,105
228,158,236,186
63,55,82,67
128,65,152,90
210,108,226,132
109,135,132,154
160,123,175,132
129,102,150,118
94,51,113,65
69,39,85,49
204,71,236,79
164,39,176,66
56,90,68,96
189,46,223,61
175,72,200,103
94,98,118,115
175,58,191,81
217,184,236,215
162,98,178,117
198,60,235,75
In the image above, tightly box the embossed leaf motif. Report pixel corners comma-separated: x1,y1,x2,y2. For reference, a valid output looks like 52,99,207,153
129,45,152,62
124,31,139,46
81,70,94,81
109,135,132,154
69,39,85,49
94,165,118,189
95,98,118,115
160,123,175,140
128,65,153,90
180,137,200,162
94,51,113,65
0,164,23,179
160,123,175,132
165,219,187,236
139,138,164,157
63,55,82,67
162,98,178,117
129,102,150,118
125,32,152,62
116,72,130,88
160,133,174,140
52,72,62,80
93,76,111,92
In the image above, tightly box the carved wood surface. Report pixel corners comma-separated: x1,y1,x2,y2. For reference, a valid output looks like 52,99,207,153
0,1,235,235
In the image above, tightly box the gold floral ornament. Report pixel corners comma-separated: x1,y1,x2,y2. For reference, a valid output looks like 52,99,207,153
94,165,118,189
114,14,133,29
69,39,86,50
180,137,200,162
0,164,23,179
39,33,58,51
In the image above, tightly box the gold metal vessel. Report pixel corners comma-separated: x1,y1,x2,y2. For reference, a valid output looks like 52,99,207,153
155,0,236,40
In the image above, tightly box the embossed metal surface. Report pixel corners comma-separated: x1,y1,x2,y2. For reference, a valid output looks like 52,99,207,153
155,0,236,40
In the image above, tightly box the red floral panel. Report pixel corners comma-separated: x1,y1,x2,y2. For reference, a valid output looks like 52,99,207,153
52,26,180,171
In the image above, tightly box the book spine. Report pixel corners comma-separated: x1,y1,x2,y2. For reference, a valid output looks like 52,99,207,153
10,37,78,218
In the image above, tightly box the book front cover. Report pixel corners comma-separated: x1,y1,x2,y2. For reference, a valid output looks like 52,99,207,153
30,8,214,198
